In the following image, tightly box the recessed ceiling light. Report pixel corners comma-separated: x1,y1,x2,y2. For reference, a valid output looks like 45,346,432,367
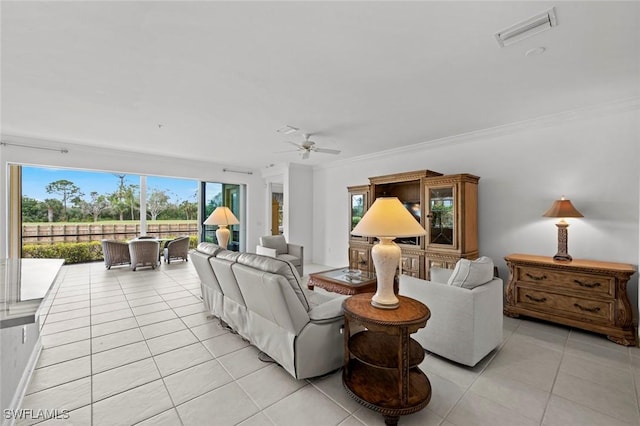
525,47,546,56
277,125,298,135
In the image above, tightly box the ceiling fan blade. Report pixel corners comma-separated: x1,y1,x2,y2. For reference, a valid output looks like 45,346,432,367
301,151,310,160
285,141,302,149
314,148,341,155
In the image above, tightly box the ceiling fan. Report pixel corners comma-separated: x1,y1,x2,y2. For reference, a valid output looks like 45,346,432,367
280,134,341,160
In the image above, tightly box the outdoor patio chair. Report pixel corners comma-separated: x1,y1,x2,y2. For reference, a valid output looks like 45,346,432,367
101,240,131,269
164,236,190,263
128,239,160,271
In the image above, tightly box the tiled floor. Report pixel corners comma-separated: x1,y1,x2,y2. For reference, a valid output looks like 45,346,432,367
15,261,640,425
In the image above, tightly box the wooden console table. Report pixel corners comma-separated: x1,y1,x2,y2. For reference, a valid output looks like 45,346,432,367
504,254,637,346
342,293,431,425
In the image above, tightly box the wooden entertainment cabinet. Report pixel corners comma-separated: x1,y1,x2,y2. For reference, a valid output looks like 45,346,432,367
348,170,479,280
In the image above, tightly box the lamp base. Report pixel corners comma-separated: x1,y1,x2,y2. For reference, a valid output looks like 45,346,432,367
553,221,572,262
370,237,400,310
216,226,231,249
553,253,573,262
370,298,400,310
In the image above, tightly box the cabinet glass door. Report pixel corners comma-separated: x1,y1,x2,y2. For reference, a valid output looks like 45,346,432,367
349,189,369,241
428,186,455,247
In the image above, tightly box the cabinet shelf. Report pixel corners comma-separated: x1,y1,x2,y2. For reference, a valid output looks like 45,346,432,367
348,331,425,369
342,360,431,414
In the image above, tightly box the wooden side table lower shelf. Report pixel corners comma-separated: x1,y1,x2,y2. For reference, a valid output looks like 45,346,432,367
342,293,431,425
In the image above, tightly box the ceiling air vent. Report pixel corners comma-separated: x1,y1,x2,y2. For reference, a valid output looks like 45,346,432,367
495,7,557,47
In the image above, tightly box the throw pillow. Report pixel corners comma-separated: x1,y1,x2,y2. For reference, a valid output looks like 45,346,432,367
447,256,494,289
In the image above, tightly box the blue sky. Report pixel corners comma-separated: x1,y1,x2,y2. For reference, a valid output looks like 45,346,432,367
22,166,200,202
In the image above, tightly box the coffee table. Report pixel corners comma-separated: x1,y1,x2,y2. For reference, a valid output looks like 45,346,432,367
307,267,377,295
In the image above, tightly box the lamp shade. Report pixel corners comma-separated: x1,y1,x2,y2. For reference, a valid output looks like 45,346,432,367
542,196,583,218
351,197,426,238
203,206,239,226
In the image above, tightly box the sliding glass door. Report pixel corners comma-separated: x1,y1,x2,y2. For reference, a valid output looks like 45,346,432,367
201,182,241,251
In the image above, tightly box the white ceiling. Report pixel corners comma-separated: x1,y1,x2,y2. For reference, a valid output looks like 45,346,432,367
2,1,639,169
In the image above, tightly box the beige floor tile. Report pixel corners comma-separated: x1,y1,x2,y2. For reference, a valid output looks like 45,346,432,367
217,345,270,380
41,316,90,336
263,385,349,426
238,364,307,410
201,332,250,357
189,321,228,341
140,318,187,339
552,370,640,424
131,301,171,316
559,352,635,391
91,307,134,325
91,327,145,353
418,372,465,419
308,369,362,414
127,294,164,307
36,404,91,426
21,377,91,415
173,302,206,317
91,341,152,374
146,329,198,355
91,316,139,337
90,294,127,306
135,408,182,426
92,379,173,426
153,342,214,376
41,327,90,348
44,308,90,324
543,395,636,426
92,358,161,402
446,392,539,426
47,300,90,314
163,359,233,405
165,295,201,308
238,412,278,426
470,369,550,422
176,382,260,426
135,309,178,326
37,340,91,368
27,357,91,394
180,312,212,328
90,300,131,315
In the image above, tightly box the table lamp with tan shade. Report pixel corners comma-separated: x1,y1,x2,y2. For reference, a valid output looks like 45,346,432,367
204,206,239,250
350,197,426,309
543,196,583,261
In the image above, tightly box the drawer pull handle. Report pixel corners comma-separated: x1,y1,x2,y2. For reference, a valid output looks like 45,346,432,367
525,273,547,281
574,280,601,289
574,303,601,313
525,294,547,303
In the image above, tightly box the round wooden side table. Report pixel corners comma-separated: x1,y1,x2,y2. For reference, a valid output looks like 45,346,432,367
342,293,431,426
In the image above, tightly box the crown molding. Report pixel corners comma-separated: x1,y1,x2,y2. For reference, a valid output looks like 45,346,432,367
316,96,640,171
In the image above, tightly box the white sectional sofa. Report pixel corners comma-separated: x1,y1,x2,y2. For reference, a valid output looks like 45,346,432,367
399,266,503,367
191,243,346,379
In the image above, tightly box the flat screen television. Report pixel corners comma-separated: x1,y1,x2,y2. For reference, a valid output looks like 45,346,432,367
395,201,421,245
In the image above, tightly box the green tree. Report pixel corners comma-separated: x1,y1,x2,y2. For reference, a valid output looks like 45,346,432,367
147,189,170,220
85,192,110,222
45,179,81,221
43,198,63,222
179,199,198,220
22,196,46,222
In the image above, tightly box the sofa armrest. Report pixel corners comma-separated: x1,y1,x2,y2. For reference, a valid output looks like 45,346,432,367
256,245,277,257
287,244,303,260
307,295,346,323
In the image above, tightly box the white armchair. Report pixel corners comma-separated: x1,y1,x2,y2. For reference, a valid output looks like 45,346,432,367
256,235,304,276
399,267,503,367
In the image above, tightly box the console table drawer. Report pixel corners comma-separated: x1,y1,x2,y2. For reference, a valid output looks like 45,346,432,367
516,266,614,296
515,286,613,323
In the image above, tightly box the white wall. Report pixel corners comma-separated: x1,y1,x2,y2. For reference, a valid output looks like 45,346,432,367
0,135,265,257
312,102,639,317
286,164,314,259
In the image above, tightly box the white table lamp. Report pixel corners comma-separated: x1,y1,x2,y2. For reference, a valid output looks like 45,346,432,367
204,206,239,249
351,197,426,309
